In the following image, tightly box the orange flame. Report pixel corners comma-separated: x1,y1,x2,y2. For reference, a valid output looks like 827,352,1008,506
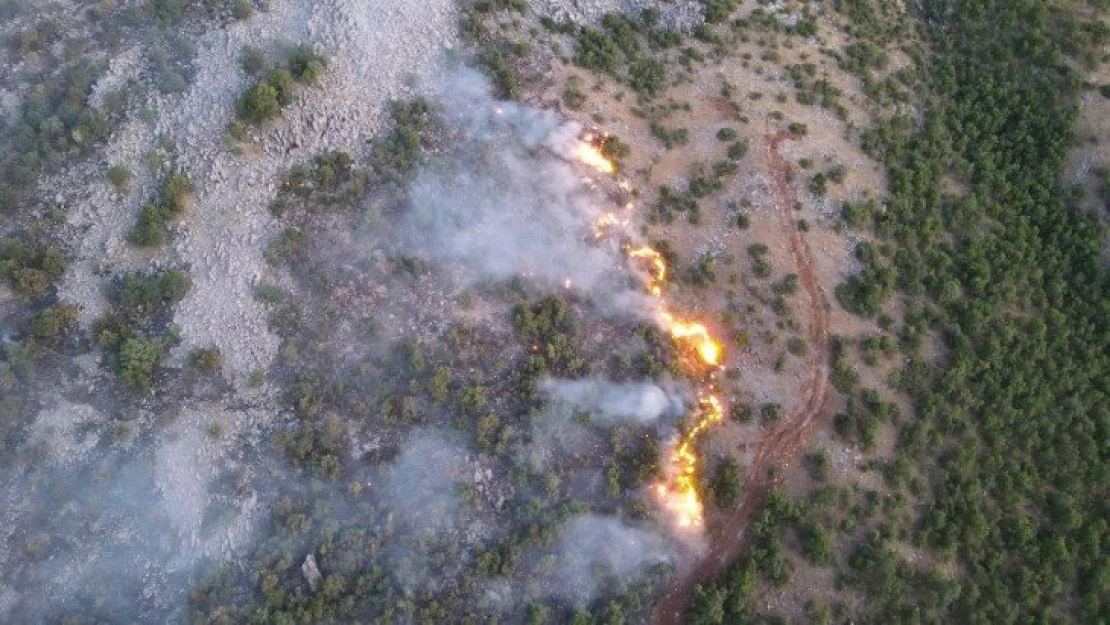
583,150,729,533
573,139,615,174
659,311,722,367
656,396,724,528
594,212,630,238
628,246,667,297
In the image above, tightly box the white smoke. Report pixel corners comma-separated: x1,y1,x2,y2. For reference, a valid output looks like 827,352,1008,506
539,515,672,607
540,377,687,425
396,68,634,302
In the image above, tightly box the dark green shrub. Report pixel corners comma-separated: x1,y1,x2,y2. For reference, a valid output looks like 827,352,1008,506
31,303,78,339
711,457,743,508
629,58,667,97
0,238,67,298
727,138,750,160
119,337,163,392
127,203,167,247
190,347,223,373
236,82,280,124
107,165,132,190
267,68,295,105
240,45,265,76
287,46,326,84
160,172,191,214
760,403,784,423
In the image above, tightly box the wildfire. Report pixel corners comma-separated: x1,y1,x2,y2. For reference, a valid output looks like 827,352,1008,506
627,244,725,531
573,135,616,174
594,212,630,238
655,396,724,528
572,129,729,533
659,312,722,367
628,246,667,297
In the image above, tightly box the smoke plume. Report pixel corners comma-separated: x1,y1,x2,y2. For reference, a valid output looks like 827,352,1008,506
396,68,635,304
541,377,687,425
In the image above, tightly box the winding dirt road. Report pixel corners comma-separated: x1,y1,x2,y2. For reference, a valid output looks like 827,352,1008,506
651,131,834,624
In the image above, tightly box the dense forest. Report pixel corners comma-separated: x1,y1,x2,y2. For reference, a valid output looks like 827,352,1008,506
689,0,1109,622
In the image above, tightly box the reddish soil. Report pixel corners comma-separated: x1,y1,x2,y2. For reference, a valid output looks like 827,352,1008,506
651,131,834,624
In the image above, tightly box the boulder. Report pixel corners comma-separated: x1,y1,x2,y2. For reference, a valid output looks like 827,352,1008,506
301,553,322,592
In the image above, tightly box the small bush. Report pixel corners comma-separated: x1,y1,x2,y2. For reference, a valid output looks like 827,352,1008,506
128,172,191,247
629,57,667,97
703,0,738,24
160,172,191,214
107,165,132,190
127,204,167,247
840,200,874,229
805,450,830,481
727,139,750,160
240,45,266,76
563,77,587,110
267,68,295,105
787,337,809,356
231,0,253,20
190,347,223,373
711,457,743,508
773,273,799,296
0,238,67,298
731,403,752,422
288,45,326,85
717,127,738,141
114,269,191,319
600,135,631,163
119,337,163,392
236,82,280,124
760,403,785,423
31,303,78,339
809,173,828,196
480,49,520,100
649,121,689,149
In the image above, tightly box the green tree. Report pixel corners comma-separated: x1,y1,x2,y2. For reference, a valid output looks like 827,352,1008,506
710,457,742,508
119,337,162,392
236,82,280,124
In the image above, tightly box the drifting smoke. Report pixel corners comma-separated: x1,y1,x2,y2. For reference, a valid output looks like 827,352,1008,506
539,515,672,607
0,61,693,622
397,69,637,305
0,402,263,622
382,432,470,534
540,377,687,425
377,431,487,593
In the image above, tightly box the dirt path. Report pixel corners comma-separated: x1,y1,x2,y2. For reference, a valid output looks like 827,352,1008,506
651,131,833,623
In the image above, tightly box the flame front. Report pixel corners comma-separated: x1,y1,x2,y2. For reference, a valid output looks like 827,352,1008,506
659,312,722,367
595,212,630,238
574,136,615,174
656,396,725,527
628,246,667,297
578,135,729,532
